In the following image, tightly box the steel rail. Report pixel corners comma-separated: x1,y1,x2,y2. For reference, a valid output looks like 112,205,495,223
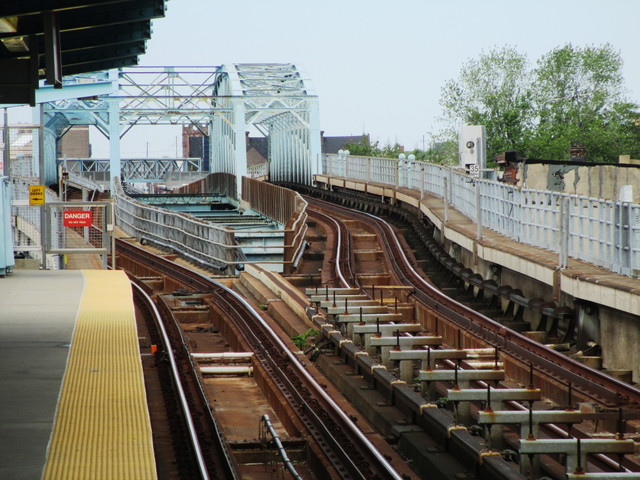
129,281,215,480
307,208,351,288
305,196,640,408
117,239,403,480
309,201,632,472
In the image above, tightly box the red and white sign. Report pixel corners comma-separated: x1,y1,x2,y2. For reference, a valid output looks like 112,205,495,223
63,210,93,227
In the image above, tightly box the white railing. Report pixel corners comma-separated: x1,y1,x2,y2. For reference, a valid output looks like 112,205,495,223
323,154,640,277
248,162,268,179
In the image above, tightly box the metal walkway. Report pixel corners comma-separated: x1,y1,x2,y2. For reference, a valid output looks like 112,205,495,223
131,193,284,266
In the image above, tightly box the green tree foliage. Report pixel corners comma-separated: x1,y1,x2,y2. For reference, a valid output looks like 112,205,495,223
341,138,457,165
440,46,533,163
529,44,639,161
342,138,404,158
437,43,640,163
342,137,380,156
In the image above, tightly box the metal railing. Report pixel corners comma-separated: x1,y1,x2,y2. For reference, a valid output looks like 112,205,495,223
242,176,308,267
323,154,640,278
115,174,309,273
11,176,61,269
45,202,110,255
58,158,203,183
174,172,237,198
114,178,240,271
248,162,268,179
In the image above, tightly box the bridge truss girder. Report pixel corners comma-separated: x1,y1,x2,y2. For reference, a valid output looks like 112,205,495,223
43,64,321,194
212,63,321,189
58,158,202,183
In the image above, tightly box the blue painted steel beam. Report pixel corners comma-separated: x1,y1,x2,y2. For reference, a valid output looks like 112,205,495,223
0,177,15,275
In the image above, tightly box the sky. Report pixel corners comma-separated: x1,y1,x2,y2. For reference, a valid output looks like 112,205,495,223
9,0,640,157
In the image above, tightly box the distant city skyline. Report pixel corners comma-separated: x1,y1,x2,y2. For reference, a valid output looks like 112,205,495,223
7,0,640,158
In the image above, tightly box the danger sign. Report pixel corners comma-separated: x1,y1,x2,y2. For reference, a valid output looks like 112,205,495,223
63,210,92,227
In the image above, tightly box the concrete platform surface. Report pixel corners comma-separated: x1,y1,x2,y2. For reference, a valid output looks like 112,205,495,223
0,270,84,480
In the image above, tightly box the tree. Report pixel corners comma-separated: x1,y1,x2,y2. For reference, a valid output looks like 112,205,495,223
436,43,640,163
342,139,404,158
439,46,534,163
529,43,637,162
342,137,379,156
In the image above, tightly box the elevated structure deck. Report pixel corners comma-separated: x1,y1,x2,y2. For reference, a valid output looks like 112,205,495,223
131,193,284,265
0,270,83,479
315,172,640,381
42,270,156,479
316,173,640,311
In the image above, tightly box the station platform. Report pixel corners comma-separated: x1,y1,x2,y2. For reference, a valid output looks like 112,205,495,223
0,268,156,480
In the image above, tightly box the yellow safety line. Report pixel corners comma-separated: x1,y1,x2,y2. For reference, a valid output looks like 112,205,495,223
42,270,157,480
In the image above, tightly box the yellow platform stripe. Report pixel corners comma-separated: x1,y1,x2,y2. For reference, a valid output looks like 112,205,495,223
42,270,157,480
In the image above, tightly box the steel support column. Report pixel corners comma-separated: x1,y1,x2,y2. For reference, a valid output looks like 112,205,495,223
232,98,247,196
108,95,121,188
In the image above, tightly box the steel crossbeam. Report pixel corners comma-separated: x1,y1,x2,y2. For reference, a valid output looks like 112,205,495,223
43,65,321,192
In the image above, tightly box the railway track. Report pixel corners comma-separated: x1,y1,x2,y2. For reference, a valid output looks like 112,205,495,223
305,195,640,408
131,279,233,480
114,181,640,479
117,238,407,480
300,193,640,479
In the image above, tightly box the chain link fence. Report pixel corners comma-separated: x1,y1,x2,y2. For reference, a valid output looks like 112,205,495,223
3,125,110,269
46,202,109,254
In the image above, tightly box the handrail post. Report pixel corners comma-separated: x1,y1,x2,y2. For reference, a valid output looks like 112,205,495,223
443,177,449,224
475,181,482,241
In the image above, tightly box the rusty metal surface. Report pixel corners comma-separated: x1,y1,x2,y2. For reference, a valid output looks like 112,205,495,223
303,192,640,409
303,193,640,477
117,238,404,480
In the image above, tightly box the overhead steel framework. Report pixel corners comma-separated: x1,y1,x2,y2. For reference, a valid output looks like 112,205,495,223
42,64,321,195
211,63,321,189
58,157,202,183
0,1,166,105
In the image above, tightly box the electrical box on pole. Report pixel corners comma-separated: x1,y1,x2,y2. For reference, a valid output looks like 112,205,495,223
459,125,486,177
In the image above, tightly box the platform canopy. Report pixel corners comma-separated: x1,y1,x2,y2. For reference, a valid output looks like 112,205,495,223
0,0,166,105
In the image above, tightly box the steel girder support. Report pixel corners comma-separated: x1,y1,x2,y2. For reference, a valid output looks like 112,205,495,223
108,93,121,186
308,96,321,178
266,110,315,184
58,158,202,182
211,108,239,188
38,65,321,192
232,98,247,195
31,106,58,185
212,63,320,192
38,71,118,186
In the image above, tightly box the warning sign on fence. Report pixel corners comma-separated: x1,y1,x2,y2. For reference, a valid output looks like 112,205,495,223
63,210,92,227
29,185,45,205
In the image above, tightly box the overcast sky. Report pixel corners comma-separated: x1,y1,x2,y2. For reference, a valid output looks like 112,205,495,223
11,0,640,157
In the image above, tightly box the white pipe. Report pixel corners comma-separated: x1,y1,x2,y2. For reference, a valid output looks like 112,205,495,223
188,266,405,479
192,352,254,360
200,366,253,375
